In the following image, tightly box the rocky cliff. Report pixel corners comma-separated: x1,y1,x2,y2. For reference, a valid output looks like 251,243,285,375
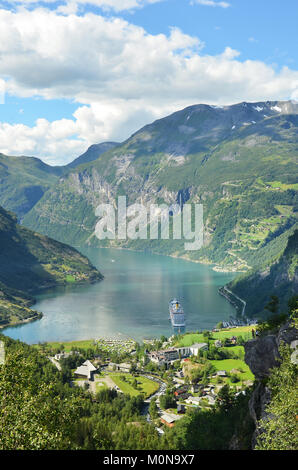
227,229,298,318
244,319,298,448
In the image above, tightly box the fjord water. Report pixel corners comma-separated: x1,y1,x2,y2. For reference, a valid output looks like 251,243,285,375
4,248,237,344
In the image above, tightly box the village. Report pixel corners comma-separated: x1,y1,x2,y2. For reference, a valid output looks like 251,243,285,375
43,324,256,431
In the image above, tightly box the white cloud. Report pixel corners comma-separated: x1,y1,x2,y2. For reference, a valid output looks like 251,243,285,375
0,7,297,164
248,37,259,43
191,0,230,8
10,0,164,13
0,78,5,104
0,118,87,165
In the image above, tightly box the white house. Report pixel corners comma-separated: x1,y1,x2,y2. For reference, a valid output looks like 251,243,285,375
217,370,227,377
189,343,208,355
74,360,97,380
185,396,201,405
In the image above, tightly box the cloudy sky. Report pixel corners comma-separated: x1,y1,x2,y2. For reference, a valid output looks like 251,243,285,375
0,0,297,165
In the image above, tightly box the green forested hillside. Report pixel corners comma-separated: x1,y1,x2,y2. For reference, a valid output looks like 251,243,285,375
0,143,119,221
0,334,163,450
0,153,63,219
23,101,298,274
227,229,298,318
0,205,103,327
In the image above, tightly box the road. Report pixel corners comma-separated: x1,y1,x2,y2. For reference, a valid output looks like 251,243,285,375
221,286,247,316
140,375,167,425
48,356,61,370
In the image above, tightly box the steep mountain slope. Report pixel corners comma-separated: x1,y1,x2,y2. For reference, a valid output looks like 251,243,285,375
66,141,119,169
23,100,298,273
0,143,119,220
0,153,63,219
226,228,298,318
0,205,103,327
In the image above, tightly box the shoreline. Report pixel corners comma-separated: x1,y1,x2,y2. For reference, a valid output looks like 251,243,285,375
0,312,43,331
82,243,245,274
218,286,247,317
1,248,243,341
0,275,103,333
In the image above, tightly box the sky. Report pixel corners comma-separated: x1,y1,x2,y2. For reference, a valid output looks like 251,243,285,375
0,0,297,165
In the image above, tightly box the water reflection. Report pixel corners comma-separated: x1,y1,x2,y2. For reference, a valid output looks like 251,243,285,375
3,248,236,343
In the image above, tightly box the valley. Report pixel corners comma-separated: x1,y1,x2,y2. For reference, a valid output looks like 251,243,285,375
0,100,295,319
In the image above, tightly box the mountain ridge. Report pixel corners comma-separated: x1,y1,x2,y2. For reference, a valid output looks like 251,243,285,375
0,99,297,318
0,205,103,327
22,100,298,273
66,141,119,169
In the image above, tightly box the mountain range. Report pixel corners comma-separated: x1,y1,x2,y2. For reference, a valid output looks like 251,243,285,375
0,100,297,318
0,205,102,327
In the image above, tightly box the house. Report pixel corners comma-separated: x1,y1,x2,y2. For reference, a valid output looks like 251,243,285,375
160,412,181,428
148,351,166,365
217,370,227,377
148,348,178,365
185,396,201,405
176,347,190,358
74,360,97,380
148,343,209,367
54,351,79,361
107,362,131,372
214,340,223,348
118,362,132,372
174,389,189,400
189,343,208,356
174,386,189,400
205,395,216,406
163,348,179,362
177,404,186,414
160,415,175,428
190,384,200,394
174,385,188,396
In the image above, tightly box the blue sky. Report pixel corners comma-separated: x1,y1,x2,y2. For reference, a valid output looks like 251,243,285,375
0,0,297,164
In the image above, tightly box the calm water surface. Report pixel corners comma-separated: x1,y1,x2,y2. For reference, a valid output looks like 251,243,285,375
4,248,237,343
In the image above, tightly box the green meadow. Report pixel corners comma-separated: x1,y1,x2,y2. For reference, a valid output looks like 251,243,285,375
109,373,159,398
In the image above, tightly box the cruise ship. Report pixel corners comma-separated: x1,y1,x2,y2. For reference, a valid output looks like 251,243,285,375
169,299,185,327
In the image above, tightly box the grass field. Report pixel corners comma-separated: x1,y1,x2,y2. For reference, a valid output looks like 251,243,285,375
95,380,109,392
210,358,254,386
34,339,96,352
221,345,245,359
175,326,254,348
267,180,298,191
109,373,159,398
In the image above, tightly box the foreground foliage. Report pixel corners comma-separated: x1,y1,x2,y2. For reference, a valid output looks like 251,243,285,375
255,306,298,450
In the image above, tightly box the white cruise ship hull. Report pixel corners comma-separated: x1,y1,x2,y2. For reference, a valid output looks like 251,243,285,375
169,299,185,327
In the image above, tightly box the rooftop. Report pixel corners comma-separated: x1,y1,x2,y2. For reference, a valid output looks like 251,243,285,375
74,360,97,379
190,342,208,348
